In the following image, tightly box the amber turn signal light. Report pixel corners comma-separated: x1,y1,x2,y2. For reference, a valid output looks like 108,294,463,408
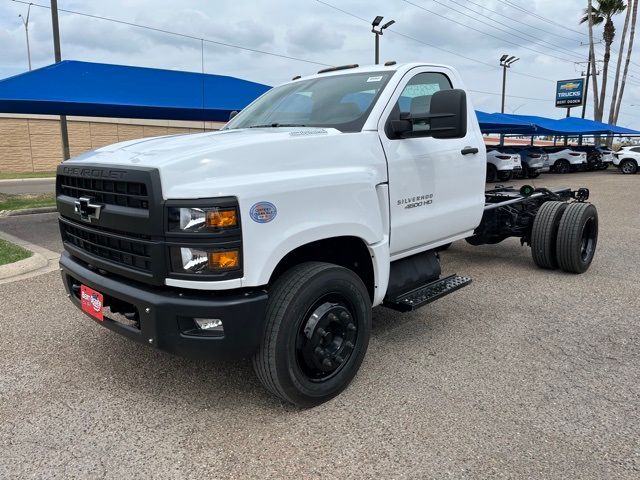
208,250,240,270
206,208,237,228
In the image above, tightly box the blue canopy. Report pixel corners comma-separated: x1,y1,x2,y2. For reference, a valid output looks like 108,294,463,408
556,116,640,135
479,112,640,136
0,61,270,122
475,111,537,134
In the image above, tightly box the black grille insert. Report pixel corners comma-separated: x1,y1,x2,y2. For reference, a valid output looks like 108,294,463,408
61,221,152,272
58,175,149,209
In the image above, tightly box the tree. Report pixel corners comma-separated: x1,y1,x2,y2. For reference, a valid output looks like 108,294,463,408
613,0,639,124
581,0,627,121
586,0,601,120
609,0,632,124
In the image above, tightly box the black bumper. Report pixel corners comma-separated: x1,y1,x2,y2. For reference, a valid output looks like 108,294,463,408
60,252,268,360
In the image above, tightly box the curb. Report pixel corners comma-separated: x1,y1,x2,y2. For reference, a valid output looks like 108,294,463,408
0,177,55,184
0,207,58,217
0,252,47,280
0,230,60,284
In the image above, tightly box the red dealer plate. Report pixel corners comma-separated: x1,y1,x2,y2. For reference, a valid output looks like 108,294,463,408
80,285,104,321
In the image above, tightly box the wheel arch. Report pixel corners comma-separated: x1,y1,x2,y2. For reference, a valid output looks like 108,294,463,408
267,236,380,303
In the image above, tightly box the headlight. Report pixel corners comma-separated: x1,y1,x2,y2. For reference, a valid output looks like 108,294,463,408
170,247,240,274
168,207,238,232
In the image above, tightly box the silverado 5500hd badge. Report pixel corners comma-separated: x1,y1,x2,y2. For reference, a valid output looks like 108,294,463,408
398,194,434,209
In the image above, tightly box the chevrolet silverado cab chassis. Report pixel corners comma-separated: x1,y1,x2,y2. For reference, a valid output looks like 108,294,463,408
57,63,599,407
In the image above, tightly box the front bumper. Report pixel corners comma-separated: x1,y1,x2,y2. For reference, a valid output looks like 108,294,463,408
60,252,268,360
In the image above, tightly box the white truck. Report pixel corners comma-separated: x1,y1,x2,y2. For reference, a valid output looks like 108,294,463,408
56,63,599,407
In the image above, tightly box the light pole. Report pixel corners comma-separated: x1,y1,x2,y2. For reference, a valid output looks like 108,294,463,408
18,3,32,71
499,54,519,114
371,16,395,65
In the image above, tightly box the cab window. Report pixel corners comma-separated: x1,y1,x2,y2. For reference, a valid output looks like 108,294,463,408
393,72,453,133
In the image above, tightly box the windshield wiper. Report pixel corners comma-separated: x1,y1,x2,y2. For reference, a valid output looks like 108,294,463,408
248,123,308,128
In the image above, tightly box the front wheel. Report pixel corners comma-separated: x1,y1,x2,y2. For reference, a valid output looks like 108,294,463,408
620,159,638,174
253,262,371,407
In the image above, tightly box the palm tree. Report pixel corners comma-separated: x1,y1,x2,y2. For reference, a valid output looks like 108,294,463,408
613,0,639,124
608,0,632,125
581,0,627,121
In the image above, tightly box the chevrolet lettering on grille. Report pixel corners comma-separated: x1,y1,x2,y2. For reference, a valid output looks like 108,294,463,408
74,196,103,223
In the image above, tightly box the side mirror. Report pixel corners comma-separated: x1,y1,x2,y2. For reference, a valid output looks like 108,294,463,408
229,110,239,120
430,89,467,139
390,112,413,136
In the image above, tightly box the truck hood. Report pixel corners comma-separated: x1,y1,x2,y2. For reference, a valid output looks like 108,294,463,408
66,127,387,200
86,127,339,165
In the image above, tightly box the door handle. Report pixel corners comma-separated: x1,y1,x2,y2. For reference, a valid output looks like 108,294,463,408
461,146,479,155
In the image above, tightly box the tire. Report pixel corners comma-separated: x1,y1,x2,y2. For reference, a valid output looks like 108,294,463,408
527,169,541,179
497,170,513,182
620,159,638,174
600,163,609,170
555,159,570,174
486,164,498,183
252,262,371,407
530,201,568,269
556,203,599,274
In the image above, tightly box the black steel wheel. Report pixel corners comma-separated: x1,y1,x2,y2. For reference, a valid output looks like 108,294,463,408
620,159,638,174
253,262,371,407
486,164,498,183
530,201,568,269
555,159,571,174
556,203,599,274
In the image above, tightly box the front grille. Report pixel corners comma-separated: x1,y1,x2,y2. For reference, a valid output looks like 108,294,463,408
58,175,149,209
61,221,152,273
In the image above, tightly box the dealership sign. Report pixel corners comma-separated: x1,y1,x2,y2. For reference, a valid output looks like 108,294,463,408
556,78,585,108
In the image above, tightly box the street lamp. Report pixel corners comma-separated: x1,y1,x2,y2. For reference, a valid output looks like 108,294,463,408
18,3,33,71
372,16,395,65
499,54,519,114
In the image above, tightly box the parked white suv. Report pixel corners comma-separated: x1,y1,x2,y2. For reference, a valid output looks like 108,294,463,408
545,147,588,174
613,146,640,174
486,146,522,182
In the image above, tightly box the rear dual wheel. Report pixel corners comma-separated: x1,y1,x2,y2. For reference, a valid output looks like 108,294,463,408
253,262,371,407
531,201,598,273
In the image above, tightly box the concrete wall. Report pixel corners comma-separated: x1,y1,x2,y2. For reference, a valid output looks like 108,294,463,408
0,115,224,174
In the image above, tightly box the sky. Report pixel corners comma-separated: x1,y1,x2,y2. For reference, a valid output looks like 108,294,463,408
2,0,640,127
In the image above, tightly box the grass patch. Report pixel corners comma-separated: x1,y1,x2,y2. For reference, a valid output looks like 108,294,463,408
0,171,56,180
0,193,56,211
0,238,32,266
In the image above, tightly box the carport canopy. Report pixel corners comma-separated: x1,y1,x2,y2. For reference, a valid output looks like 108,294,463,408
0,60,271,122
477,112,640,136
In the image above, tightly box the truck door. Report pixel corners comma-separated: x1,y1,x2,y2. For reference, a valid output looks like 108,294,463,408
378,68,485,257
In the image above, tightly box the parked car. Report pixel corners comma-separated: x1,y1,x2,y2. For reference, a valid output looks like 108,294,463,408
486,146,522,182
515,147,550,178
544,147,588,174
613,146,640,174
596,146,614,169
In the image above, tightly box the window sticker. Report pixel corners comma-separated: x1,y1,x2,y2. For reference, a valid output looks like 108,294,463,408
367,76,383,82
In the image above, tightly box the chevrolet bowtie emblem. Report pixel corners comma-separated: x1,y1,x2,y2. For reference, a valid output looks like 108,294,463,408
74,196,103,223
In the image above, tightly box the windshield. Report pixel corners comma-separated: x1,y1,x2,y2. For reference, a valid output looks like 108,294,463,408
224,71,394,132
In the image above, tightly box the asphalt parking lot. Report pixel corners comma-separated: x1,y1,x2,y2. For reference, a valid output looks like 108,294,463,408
0,170,638,479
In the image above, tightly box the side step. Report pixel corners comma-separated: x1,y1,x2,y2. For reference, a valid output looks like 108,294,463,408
383,274,472,312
